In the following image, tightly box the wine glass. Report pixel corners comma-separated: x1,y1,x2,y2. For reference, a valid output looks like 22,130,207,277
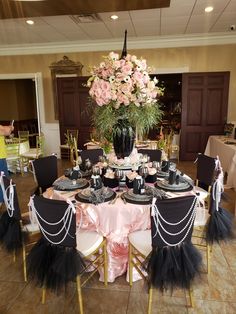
99,155,106,163
85,158,92,173
139,166,149,180
152,161,161,171
92,165,101,176
114,169,124,191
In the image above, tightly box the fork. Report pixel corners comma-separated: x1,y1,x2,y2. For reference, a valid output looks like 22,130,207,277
109,194,119,204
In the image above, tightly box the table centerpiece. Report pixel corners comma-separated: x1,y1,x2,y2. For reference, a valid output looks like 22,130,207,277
87,31,163,159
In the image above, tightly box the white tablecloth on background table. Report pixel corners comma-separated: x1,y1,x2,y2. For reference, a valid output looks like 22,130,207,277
205,135,236,190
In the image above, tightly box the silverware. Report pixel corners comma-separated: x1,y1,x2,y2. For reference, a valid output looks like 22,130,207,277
109,194,119,204
121,194,127,204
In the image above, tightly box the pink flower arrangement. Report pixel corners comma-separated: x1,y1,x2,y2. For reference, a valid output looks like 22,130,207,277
87,52,163,140
87,52,162,109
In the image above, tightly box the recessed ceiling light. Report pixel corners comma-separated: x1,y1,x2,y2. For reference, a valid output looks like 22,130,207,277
26,20,34,25
110,15,119,20
205,6,214,13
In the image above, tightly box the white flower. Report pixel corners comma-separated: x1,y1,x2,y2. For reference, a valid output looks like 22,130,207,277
124,76,131,83
109,76,116,83
109,52,119,61
153,77,158,84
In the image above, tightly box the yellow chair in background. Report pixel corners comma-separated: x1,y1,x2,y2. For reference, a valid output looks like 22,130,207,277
18,130,30,141
5,137,30,175
60,129,79,159
20,134,45,169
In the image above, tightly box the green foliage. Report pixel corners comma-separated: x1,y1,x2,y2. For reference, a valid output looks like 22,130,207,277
93,102,163,138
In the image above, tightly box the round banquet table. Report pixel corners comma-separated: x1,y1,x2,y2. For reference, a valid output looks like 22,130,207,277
44,183,208,283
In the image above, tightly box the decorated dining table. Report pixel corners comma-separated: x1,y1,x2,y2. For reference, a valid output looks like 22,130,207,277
43,163,207,283
43,32,208,282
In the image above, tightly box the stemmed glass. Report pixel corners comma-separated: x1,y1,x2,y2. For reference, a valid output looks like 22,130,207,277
92,165,101,176
85,158,92,173
152,161,161,171
115,169,124,192
139,166,149,180
138,166,148,193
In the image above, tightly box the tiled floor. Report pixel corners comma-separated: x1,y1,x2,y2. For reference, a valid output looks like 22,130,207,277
0,160,235,314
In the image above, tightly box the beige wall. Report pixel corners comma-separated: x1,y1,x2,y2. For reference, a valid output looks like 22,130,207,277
0,44,235,123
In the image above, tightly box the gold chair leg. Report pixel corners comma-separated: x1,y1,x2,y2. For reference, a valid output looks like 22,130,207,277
148,286,153,314
22,245,27,282
188,287,194,308
207,244,211,274
42,287,46,304
210,244,213,253
76,275,83,314
103,241,108,286
128,243,133,287
13,250,16,263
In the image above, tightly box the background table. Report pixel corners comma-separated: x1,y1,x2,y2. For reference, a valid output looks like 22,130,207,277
205,135,236,190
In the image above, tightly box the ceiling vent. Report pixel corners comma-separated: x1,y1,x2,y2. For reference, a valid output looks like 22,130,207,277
70,14,101,23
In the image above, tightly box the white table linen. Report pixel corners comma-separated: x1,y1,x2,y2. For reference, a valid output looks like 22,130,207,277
205,136,236,190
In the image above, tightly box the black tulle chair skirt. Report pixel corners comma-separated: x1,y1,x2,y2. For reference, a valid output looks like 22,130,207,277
0,211,22,252
27,238,85,292
206,207,235,244
145,241,202,291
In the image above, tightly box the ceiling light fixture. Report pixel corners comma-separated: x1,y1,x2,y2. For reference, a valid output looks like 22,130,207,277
205,6,214,13
111,15,119,20
26,20,34,25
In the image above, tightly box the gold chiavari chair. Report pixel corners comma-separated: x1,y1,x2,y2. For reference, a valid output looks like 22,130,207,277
27,195,108,313
128,196,202,313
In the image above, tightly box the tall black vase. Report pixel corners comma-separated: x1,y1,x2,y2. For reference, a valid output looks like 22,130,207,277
113,121,135,159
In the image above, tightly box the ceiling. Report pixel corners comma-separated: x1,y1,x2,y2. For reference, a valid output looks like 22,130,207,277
0,0,236,55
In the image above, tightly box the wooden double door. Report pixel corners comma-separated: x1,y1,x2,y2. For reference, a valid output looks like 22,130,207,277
180,72,229,160
57,76,93,149
57,72,230,159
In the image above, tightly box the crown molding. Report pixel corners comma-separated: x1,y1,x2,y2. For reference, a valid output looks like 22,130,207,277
0,32,236,56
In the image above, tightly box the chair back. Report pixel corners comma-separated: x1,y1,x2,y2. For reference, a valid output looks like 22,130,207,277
64,129,79,147
151,195,197,248
67,129,78,139
148,195,201,290
31,155,58,192
18,130,29,140
0,174,22,252
5,138,20,159
80,148,104,164
196,154,217,187
0,174,21,220
36,134,45,157
137,149,162,162
30,195,76,247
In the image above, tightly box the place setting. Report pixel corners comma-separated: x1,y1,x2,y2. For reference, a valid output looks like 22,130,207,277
122,167,167,204
155,168,194,192
74,165,116,204
52,176,89,191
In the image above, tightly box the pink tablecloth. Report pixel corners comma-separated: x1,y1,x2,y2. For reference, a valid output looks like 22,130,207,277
44,188,150,282
44,187,207,282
